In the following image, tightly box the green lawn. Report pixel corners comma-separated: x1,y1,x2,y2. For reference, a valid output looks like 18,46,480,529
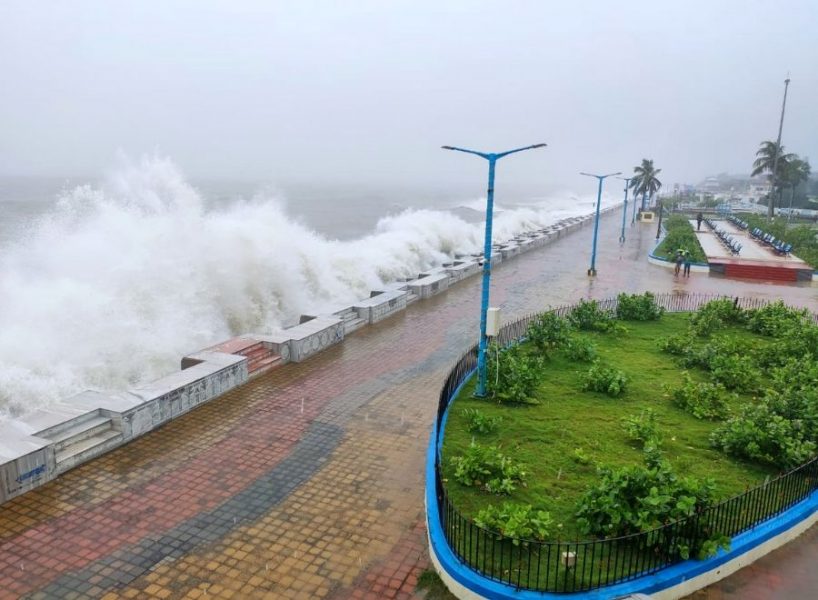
441,313,775,540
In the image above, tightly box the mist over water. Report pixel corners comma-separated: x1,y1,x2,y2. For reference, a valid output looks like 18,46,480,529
0,157,614,420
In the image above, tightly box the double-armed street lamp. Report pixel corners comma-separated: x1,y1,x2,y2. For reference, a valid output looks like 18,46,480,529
442,143,547,398
617,176,632,243
580,171,621,276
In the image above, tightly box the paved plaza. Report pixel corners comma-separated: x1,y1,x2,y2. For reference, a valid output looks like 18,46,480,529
693,219,810,265
1,212,817,600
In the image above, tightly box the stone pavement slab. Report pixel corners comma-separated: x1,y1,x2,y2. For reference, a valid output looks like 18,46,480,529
1,213,816,599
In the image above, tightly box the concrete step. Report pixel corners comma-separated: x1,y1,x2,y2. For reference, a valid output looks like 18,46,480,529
34,409,107,441
241,343,269,361
248,353,281,371
55,429,123,472
47,415,114,453
405,293,420,305
248,355,283,378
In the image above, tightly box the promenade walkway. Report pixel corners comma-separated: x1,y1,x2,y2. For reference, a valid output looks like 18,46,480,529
1,212,816,600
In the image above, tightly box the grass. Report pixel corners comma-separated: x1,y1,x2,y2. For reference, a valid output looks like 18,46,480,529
441,313,776,540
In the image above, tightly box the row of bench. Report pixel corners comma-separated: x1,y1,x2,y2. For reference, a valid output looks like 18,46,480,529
704,218,742,255
750,228,793,255
727,216,749,230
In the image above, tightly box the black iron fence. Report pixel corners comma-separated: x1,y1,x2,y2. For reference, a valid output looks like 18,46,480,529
434,293,818,593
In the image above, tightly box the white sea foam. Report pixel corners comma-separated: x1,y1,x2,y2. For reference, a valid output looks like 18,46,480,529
0,157,616,420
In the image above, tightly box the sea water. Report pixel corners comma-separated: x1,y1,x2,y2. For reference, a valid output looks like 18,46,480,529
0,156,613,420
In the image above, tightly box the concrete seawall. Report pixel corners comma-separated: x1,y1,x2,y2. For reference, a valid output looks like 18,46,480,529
0,206,618,505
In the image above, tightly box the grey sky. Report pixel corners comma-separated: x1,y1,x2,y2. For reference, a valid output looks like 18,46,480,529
1,0,816,192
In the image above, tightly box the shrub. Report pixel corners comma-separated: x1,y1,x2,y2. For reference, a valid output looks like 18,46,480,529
688,298,746,336
449,443,529,494
564,335,598,362
711,402,817,469
474,502,553,544
462,408,502,435
659,333,695,356
575,449,724,558
708,352,759,393
616,292,665,321
622,409,662,447
568,299,614,332
665,374,730,420
747,301,811,337
486,343,544,404
526,312,571,356
583,363,628,397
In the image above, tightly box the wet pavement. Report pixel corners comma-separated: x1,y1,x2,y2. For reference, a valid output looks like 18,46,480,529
0,211,816,599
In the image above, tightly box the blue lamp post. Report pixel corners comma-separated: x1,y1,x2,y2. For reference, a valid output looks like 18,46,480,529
617,176,632,243
442,143,547,397
580,171,621,276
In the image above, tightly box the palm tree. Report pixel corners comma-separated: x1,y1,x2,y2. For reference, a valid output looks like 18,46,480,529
781,157,811,215
751,140,795,217
629,159,663,211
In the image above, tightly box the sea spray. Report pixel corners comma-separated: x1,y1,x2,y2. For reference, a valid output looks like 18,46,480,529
0,157,614,419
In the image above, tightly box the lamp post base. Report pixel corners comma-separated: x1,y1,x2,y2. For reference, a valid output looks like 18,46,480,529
587,268,597,276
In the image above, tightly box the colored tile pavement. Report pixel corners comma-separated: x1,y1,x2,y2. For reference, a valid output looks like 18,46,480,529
1,213,816,599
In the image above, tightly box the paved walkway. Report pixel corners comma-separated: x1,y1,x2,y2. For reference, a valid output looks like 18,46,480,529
1,212,816,600
693,219,809,265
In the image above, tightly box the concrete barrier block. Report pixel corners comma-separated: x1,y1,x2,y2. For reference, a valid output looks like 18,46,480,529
0,424,54,504
274,316,345,362
407,273,450,299
353,290,408,324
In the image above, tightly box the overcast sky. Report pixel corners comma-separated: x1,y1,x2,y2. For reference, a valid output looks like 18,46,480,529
1,0,816,192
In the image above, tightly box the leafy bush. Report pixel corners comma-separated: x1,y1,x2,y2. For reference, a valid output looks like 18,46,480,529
450,443,529,494
708,352,759,393
575,449,723,559
665,374,730,420
564,335,598,362
616,292,665,321
486,343,544,404
747,301,811,337
568,299,614,332
474,502,553,544
688,298,746,336
659,333,695,356
622,409,662,447
689,310,723,337
526,312,571,356
711,402,817,469
583,363,628,397
462,408,502,435
699,297,747,324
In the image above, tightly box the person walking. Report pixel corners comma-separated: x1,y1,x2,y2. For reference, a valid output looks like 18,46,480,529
683,251,692,277
674,250,683,276
696,212,703,231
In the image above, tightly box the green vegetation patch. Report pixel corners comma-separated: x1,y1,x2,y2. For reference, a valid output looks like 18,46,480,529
654,215,707,263
439,297,813,541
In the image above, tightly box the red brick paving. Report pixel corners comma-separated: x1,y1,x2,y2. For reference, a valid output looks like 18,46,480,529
1,213,817,599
